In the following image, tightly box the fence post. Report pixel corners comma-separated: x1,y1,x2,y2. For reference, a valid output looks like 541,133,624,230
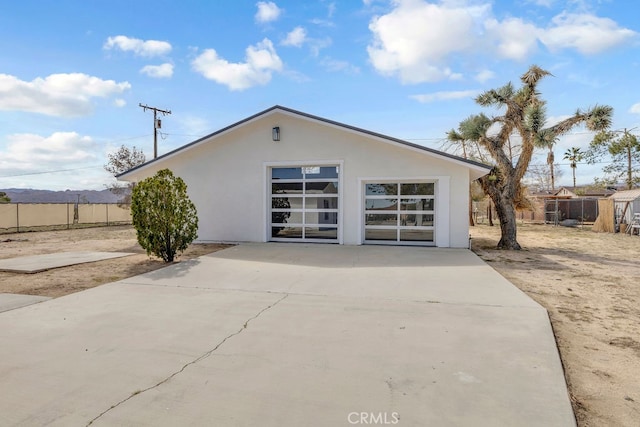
16,203,19,233
67,203,70,229
106,204,109,226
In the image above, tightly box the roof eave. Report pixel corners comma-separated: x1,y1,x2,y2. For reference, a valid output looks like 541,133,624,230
117,105,492,180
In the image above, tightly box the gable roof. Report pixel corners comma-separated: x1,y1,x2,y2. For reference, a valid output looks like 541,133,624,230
118,105,492,179
610,188,640,202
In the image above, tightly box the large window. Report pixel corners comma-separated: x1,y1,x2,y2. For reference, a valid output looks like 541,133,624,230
364,182,435,245
270,166,339,242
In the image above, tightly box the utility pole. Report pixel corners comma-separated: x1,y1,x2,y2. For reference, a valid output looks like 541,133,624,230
139,103,171,159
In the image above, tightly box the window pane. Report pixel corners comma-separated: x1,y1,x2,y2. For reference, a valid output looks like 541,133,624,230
272,167,302,180
272,182,303,194
305,197,338,210
400,198,434,211
402,214,434,226
305,227,338,240
366,183,397,196
306,181,338,194
365,198,397,210
271,211,302,224
365,228,398,241
400,229,434,242
400,183,434,195
272,226,303,238
305,211,338,225
272,197,303,209
365,214,397,226
303,166,338,178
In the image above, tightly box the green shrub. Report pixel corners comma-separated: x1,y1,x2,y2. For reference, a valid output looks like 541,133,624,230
131,169,198,262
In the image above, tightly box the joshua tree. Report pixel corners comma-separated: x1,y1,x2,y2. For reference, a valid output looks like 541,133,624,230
447,65,612,249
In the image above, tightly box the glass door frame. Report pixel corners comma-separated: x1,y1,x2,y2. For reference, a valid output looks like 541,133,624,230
265,160,344,244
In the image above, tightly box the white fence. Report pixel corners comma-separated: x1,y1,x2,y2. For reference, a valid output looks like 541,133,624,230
0,203,132,233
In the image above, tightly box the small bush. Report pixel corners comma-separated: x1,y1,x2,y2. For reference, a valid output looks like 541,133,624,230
131,169,198,262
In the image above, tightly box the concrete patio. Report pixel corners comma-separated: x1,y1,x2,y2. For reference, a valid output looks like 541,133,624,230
0,243,575,426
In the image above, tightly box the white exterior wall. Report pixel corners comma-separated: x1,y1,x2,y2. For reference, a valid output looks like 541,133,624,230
122,111,478,248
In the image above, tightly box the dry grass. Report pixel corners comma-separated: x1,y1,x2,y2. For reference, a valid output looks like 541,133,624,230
0,225,229,298
471,223,640,427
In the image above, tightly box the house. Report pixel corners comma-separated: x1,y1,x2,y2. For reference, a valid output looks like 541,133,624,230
118,106,491,248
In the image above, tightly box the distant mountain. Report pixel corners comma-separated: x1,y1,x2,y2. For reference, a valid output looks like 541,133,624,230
1,188,127,204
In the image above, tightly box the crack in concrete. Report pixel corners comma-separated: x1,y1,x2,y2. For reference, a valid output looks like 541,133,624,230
85,293,289,426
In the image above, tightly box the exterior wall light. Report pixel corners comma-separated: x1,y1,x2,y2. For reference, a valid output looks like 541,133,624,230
272,126,280,141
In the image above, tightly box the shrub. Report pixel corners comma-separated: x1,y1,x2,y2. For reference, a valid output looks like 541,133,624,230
131,169,198,262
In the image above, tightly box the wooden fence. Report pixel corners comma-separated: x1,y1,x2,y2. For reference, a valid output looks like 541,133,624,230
0,203,132,233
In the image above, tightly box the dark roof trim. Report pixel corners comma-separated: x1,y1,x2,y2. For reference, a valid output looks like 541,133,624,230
118,105,491,178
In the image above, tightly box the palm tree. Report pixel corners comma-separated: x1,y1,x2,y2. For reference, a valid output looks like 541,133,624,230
564,147,583,191
535,130,559,191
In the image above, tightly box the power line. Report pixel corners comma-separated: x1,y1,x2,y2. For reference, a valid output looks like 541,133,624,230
0,165,103,178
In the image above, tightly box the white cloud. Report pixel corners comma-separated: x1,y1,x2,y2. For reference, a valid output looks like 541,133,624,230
484,17,540,60
0,132,98,175
475,69,495,83
191,39,283,91
367,1,489,83
104,35,172,57
140,63,174,78
0,73,131,117
540,13,637,55
630,103,640,114
309,37,332,57
327,2,336,17
282,26,307,47
255,1,282,23
366,1,636,84
410,90,478,103
320,57,360,74
113,98,126,107
178,115,213,137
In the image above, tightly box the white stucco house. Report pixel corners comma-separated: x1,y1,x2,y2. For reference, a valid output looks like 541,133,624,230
118,106,490,248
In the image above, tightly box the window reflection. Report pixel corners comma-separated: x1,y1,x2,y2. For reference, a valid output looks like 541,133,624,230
365,214,397,226
272,226,303,238
365,199,397,210
272,182,303,194
305,227,338,239
306,182,338,194
401,214,434,226
366,183,398,196
400,229,434,241
272,167,303,180
365,229,397,241
400,199,434,211
401,183,434,195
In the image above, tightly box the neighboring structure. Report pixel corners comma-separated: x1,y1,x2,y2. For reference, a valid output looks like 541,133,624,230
118,106,490,247
528,186,619,224
610,188,640,225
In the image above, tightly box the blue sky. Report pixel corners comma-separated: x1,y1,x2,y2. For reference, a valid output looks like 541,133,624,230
1,0,638,190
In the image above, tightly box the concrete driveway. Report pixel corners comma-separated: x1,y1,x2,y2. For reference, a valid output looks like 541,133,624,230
0,244,575,426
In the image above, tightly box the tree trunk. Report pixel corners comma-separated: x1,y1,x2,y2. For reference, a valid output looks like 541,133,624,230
494,195,521,249
488,203,493,226
479,176,521,249
469,190,475,226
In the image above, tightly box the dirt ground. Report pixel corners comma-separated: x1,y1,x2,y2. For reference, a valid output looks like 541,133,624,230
0,225,229,298
1,224,638,425
471,223,640,427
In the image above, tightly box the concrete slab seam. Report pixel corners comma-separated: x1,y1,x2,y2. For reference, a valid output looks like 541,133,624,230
84,293,289,426
115,281,544,310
